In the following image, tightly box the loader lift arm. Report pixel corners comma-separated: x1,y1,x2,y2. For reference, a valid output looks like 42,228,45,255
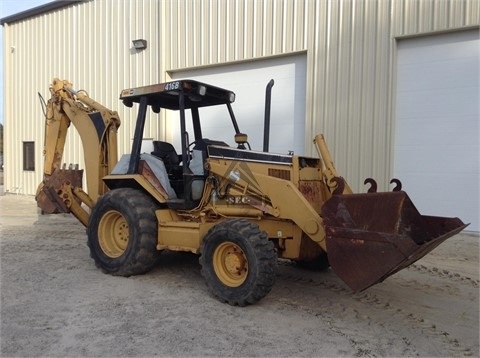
36,79,121,226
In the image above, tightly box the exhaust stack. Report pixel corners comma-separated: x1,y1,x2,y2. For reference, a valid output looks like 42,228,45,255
263,79,274,152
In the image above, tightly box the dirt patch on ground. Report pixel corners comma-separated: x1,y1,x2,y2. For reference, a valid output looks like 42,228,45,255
1,194,478,357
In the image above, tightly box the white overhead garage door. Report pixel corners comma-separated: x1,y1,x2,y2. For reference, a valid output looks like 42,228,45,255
168,54,307,155
394,30,479,231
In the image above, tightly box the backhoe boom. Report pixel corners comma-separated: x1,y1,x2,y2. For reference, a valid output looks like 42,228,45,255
36,79,120,225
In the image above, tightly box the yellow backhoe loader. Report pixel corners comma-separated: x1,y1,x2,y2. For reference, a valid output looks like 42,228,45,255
36,78,467,306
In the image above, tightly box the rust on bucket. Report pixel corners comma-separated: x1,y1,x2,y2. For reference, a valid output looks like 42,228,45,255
321,191,468,291
36,166,84,214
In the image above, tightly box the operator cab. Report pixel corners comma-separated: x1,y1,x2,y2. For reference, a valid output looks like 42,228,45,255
117,79,247,210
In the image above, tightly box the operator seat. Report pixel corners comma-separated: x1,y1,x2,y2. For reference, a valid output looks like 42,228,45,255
151,141,180,167
151,141,183,195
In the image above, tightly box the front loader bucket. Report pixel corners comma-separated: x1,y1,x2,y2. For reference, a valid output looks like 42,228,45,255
321,191,468,291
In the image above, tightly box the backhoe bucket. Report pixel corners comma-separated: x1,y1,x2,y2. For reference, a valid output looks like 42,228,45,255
321,191,468,291
36,167,84,214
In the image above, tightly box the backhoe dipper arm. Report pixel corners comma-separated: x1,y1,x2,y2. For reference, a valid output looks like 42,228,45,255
36,79,121,226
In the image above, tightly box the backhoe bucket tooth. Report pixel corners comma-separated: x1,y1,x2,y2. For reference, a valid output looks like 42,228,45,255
321,192,468,291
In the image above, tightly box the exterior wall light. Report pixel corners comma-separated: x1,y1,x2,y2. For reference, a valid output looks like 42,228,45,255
132,39,147,50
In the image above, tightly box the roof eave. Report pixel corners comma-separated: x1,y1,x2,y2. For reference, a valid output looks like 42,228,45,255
0,0,84,26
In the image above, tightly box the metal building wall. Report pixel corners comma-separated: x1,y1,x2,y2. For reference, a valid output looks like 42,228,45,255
2,0,162,195
161,0,479,192
162,0,393,187
2,0,479,195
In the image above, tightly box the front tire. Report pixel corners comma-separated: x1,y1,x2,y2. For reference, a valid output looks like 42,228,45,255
87,188,160,276
199,219,277,306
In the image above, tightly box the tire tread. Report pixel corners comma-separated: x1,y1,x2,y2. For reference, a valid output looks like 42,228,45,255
199,219,277,306
87,188,160,276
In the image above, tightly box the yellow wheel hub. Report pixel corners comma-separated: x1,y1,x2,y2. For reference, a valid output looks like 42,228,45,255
213,242,248,287
98,210,129,258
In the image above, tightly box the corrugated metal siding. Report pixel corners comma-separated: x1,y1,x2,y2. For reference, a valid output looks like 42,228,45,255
163,0,392,187
309,0,395,189
3,0,162,194
392,0,479,35
2,0,479,195
162,0,311,68
162,0,479,191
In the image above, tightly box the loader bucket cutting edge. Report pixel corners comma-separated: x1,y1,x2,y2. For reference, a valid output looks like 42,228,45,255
321,191,468,292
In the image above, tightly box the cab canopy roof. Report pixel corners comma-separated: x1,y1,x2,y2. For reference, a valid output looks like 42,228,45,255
120,79,236,111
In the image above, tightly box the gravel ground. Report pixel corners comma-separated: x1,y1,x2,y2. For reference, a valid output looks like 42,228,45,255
1,194,478,357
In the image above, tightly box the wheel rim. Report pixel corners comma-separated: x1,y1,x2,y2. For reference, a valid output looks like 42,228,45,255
98,210,129,258
213,241,248,287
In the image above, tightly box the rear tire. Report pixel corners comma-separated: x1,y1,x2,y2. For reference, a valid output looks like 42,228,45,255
199,219,277,306
87,188,160,276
